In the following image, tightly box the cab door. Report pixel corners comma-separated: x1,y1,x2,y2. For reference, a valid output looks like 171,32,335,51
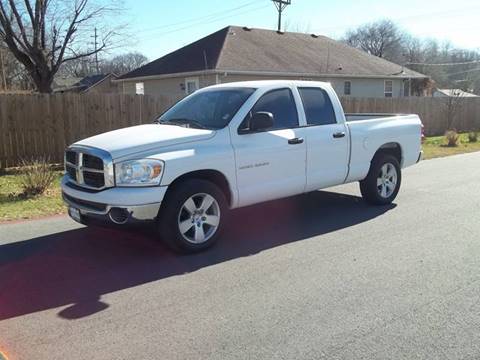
297,87,350,191
230,88,307,207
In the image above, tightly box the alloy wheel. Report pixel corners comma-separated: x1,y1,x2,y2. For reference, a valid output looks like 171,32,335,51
177,193,221,244
377,163,398,198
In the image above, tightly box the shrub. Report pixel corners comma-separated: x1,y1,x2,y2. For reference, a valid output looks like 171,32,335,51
468,131,478,143
19,157,56,196
445,130,459,147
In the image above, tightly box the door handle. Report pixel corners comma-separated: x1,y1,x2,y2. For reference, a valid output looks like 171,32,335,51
288,137,304,145
332,132,346,139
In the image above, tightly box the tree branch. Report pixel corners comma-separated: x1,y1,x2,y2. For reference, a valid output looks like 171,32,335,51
24,0,35,26
62,41,106,63
7,0,31,49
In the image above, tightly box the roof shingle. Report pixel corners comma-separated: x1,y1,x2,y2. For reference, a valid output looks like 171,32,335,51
119,26,427,80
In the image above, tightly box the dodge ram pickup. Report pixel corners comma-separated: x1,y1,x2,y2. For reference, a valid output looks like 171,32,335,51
62,80,423,253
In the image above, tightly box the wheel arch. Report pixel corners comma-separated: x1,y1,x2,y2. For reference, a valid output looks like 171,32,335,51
164,169,234,208
373,142,403,166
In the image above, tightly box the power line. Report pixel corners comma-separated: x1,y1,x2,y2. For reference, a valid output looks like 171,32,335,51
136,0,259,35
447,67,480,76
406,60,480,66
140,4,270,41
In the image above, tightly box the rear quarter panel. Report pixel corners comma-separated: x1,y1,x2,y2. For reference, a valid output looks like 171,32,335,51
346,115,422,182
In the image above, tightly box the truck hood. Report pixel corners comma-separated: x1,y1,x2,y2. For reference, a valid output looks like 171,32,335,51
74,124,215,159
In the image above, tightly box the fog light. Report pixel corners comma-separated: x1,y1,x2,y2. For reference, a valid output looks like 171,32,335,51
109,208,129,224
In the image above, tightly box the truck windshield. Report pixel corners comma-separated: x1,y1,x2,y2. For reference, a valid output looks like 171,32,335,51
157,88,256,130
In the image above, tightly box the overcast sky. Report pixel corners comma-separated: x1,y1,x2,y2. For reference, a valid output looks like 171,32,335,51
119,0,480,61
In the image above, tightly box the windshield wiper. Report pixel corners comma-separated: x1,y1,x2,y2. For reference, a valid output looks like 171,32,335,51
158,118,208,129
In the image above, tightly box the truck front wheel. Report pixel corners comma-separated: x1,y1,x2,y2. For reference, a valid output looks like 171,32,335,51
360,154,401,205
158,179,227,253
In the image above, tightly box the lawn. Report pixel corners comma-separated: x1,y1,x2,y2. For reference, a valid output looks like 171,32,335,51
422,133,480,159
0,170,65,222
0,133,479,222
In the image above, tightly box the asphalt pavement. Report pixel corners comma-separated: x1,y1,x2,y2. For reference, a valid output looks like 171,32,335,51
1,152,480,360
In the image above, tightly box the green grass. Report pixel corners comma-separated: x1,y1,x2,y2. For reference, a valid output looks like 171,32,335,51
423,133,480,160
0,170,65,222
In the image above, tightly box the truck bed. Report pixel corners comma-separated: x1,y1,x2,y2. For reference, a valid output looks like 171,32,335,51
343,113,422,183
345,113,412,122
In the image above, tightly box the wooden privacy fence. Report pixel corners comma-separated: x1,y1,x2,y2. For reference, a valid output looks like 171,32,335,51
0,94,178,168
1,94,480,168
340,96,480,136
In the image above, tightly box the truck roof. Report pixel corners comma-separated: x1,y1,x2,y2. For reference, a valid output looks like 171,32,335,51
205,79,331,90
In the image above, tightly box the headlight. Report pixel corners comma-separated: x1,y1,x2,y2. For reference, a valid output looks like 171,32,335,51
115,159,164,187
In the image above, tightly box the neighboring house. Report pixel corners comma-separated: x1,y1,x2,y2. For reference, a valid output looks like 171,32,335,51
433,88,478,98
116,26,430,98
53,73,118,94
52,76,82,92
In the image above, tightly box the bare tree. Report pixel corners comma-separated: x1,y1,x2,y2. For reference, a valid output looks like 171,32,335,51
444,90,464,131
101,52,148,75
0,42,33,91
342,19,480,95
344,19,405,61
0,0,123,93
58,51,148,78
58,56,96,78
283,19,312,34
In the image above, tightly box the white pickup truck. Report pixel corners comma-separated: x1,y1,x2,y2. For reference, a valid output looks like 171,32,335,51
62,80,423,252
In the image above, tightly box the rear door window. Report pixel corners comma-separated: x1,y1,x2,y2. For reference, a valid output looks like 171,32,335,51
298,87,337,126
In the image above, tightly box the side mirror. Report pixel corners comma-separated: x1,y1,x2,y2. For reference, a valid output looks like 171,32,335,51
249,112,274,132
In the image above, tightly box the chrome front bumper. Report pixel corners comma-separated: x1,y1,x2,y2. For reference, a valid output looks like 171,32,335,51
61,175,166,224
63,192,161,223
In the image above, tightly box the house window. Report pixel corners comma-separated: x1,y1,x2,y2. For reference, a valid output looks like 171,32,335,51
135,82,144,95
344,81,351,96
185,77,199,95
384,80,393,98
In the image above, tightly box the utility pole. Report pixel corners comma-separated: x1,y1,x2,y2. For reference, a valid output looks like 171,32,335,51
91,27,99,74
0,48,7,91
272,0,291,32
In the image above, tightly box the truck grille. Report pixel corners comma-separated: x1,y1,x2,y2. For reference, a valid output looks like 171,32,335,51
66,165,77,182
83,171,105,188
64,148,113,190
83,154,104,170
65,150,77,165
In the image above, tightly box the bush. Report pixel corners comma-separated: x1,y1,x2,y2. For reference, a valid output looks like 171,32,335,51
19,157,56,196
468,131,478,143
445,130,460,147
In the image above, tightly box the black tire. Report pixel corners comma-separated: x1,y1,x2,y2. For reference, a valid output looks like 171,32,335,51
360,154,401,205
157,179,228,253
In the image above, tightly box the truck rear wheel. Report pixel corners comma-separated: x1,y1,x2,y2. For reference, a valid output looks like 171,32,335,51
360,154,401,205
158,179,227,253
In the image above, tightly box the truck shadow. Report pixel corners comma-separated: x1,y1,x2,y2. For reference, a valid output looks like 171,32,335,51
0,190,395,321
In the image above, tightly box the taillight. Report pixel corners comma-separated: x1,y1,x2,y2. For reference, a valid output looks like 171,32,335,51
421,123,425,143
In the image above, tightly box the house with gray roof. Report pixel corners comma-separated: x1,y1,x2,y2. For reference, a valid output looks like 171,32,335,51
54,73,118,94
116,26,430,99
433,88,478,98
